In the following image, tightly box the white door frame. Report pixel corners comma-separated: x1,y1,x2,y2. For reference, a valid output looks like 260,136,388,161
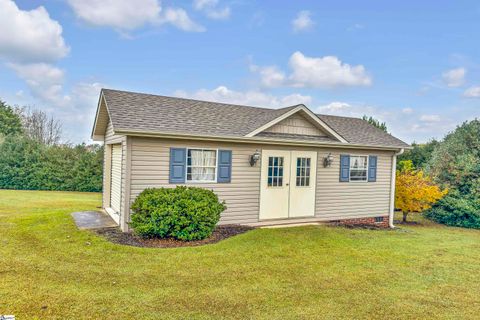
259,150,317,220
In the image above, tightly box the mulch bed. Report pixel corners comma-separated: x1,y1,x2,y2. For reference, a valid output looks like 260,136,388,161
93,224,255,248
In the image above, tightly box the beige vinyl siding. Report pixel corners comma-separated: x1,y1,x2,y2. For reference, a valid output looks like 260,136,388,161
264,113,327,136
130,137,262,225
105,120,124,144
110,144,122,212
103,119,127,229
127,137,395,225
315,149,394,219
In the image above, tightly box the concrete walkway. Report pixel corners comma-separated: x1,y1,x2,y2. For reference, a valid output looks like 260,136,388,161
71,211,118,230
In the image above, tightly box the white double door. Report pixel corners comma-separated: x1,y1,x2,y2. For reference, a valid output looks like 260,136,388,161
259,150,317,220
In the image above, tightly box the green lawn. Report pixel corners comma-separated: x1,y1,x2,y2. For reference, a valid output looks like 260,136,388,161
1,190,480,319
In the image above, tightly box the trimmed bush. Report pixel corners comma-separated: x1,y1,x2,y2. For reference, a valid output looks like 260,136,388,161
130,186,226,241
424,193,480,229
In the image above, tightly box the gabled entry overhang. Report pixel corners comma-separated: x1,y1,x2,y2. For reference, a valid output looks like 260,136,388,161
244,104,348,143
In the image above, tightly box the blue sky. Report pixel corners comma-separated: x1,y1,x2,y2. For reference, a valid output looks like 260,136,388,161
0,0,479,143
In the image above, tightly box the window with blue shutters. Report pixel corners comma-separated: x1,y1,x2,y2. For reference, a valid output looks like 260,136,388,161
169,148,232,184
340,154,377,182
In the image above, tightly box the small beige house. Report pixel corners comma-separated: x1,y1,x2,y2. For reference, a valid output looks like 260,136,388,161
92,89,410,232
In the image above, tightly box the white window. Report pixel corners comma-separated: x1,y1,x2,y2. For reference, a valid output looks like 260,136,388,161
267,156,284,187
349,156,368,182
296,157,311,187
187,149,217,182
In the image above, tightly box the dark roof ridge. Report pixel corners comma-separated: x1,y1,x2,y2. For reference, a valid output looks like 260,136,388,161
102,88,298,113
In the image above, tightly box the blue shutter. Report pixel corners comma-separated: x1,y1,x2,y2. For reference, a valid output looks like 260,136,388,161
368,155,377,182
339,155,350,182
169,148,186,183
217,150,232,183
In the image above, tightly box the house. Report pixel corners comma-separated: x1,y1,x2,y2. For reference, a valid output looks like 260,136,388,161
91,89,410,232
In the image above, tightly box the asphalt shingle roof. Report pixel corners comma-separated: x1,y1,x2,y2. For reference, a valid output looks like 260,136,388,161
317,114,410,148
101,88,409,149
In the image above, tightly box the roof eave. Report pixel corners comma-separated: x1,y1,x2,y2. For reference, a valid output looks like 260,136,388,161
91,91,106,140
114,129,410,151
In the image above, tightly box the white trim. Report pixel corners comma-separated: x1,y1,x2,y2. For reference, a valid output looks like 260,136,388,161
245,105,348,143
293,156,312,187
389,149,404,228
105,207,120,224
348,155,369,183
265,155,286,188
91,92,112,141
185,148,218,184
115,129,409,151
90,91,104,140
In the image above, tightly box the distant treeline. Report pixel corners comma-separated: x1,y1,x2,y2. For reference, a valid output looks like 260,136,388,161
0,100,103,192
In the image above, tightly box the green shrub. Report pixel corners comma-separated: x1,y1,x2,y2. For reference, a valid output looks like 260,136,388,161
130,186,226,241
0,135,103,192
424,193,480,229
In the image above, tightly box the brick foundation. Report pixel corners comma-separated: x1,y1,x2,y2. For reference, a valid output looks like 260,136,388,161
334,216,389,228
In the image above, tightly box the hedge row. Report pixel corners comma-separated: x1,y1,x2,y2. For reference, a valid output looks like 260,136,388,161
0,135,103,192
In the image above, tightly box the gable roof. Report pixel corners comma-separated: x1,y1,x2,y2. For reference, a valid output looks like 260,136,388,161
244,104,347,143
93,88,410,149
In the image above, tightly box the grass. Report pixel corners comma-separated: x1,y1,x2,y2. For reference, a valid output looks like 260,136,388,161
1,190,480,319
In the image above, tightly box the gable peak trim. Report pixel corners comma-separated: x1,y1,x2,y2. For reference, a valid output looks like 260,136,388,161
245,104,348,143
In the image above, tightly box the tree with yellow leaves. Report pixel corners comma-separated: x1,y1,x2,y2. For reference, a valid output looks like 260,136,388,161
395,160,448,223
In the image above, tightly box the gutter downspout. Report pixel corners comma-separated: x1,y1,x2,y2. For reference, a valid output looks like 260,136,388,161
389,148,405,228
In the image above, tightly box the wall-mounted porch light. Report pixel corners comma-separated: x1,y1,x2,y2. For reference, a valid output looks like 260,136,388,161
323,153,333,168
249,150,261,166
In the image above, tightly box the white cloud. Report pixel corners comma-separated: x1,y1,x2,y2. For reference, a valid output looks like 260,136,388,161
63,82,104,141
68,0,160,30
442,67,466,87
463,86,480,98
249,64,286,88
289,52,372,88
0,0,69,63
67,0,204,32
402,107,414,114
420,114,441,123
0,1,71,109
250,52,371,89
317,101,379,118
8,63,70,108
292,11,314,32
174,86,312,108
317,101,352,114
160,8,206,32
0,0,103,143
193,0,231,20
